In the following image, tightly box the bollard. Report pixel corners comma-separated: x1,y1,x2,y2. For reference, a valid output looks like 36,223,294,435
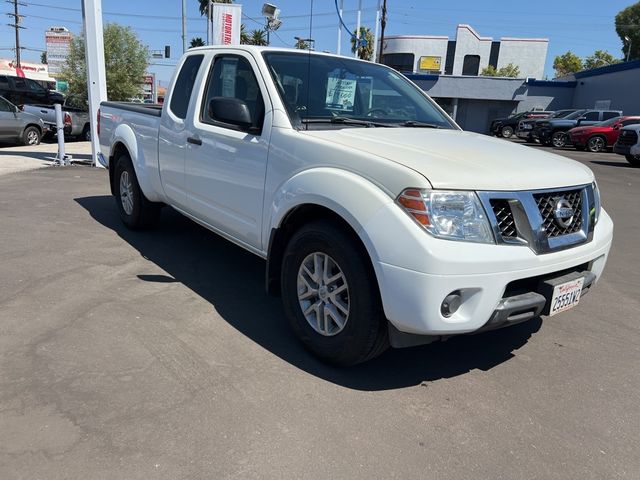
54,103,69,166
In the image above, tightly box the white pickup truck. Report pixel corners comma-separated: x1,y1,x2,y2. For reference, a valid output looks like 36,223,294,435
98,46,613,365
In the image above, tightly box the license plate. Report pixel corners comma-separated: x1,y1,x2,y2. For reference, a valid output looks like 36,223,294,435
549,277,584,316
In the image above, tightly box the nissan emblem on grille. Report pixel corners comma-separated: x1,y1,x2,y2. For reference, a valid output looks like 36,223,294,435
553,198,575,228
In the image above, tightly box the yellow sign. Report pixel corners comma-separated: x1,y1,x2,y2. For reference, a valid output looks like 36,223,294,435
419,56,442,71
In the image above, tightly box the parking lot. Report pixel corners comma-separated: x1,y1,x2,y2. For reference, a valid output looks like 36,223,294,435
0,141,639,479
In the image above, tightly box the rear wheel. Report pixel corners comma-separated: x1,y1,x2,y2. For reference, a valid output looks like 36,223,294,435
551,131,567,148
22,126,41,146
626,154,640,167
281,220,388,366
82,124,91,141
114,153,161,229
587,135,606,153
501,125,514,138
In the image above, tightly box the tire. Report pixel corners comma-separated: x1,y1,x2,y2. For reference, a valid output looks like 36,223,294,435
587,135,606,153
551,131,567,148
281,220,388,366
21,126,41,146
82,124,91,141
626,154,640,167
501,125,514,138
114,153,161,229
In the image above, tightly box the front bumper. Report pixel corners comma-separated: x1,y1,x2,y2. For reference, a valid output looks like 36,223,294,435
369,209,613,336
613,143,640,156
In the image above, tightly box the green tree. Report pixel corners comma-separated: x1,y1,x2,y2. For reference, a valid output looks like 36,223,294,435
61,23,149,104
615,2,640,61
350,27,375,61
295,38,309,50
240,23,251,45
553,51,583,78
481,63,520,77
584,50,620,70
189,37,205,48
249,29,268,46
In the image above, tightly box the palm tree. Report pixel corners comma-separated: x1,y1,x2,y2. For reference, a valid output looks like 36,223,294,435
189,37,205,48
249,29,268,46
351,27,375,61
198,0,232,17
240,23,251,45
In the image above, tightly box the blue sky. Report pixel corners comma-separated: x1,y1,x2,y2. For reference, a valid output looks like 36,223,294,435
0,0,633,84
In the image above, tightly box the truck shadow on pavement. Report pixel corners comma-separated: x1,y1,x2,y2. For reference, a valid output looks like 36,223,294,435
76,195,541,391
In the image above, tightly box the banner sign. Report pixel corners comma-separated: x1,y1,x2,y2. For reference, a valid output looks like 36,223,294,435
211,4,242,45
45,29,72,76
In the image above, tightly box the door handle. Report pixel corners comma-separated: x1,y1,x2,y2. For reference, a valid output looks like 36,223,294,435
187,136,202,146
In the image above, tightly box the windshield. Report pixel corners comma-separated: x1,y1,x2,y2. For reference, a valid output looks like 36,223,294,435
262,52,455,129
595,116,622,126
551,110,575,118
564,110,588,120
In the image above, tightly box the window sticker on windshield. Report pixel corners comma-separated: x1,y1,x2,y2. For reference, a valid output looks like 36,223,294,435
221,60,238,98
325,76,357,111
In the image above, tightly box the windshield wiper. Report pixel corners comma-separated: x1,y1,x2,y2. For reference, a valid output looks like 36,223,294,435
301,116,396,128
400,121,443,128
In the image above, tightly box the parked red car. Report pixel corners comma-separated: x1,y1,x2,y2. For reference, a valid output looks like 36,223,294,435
568,116,640,152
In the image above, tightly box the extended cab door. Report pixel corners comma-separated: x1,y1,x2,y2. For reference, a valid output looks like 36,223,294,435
184,51,271,250
158,53,206,210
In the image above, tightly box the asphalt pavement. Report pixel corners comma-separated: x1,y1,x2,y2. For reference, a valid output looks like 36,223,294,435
0,140,639,479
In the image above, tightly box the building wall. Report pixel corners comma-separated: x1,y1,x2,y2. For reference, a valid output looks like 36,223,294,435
496,39,548,79
382,36,449,73
452,25,492,76
572,68,640,115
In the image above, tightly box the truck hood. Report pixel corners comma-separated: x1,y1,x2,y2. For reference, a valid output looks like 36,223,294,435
303,128,594,191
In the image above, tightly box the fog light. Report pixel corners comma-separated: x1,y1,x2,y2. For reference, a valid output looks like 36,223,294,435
441,291,462,317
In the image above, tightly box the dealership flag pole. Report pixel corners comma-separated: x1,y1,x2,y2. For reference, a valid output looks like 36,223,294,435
82,0,107,168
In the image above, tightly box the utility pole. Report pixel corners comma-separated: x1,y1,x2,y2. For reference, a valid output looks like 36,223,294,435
7,0,26,68
378,0,387,64
181,0,187,53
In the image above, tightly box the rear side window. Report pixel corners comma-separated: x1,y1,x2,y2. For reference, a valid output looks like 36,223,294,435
602,111,619,120
169,54,204,119
622,118,640,127
0,76,8,86
0,97,11,111
583,112,599,121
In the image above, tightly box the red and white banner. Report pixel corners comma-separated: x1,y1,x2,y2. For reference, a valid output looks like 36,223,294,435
211,3,242,45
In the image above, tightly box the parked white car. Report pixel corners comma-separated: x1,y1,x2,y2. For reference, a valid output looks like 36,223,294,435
98,46,613,365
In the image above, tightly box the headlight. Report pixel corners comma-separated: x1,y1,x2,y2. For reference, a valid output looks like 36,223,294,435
592,181,601,225
397,189,495,244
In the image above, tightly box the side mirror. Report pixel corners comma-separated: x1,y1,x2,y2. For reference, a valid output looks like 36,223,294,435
613,124,620,130
576,116,586,125
208,97,252,130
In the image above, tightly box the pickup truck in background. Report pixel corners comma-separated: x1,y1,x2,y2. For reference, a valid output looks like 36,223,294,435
613,125,640,167
0,74,64,106
22,95,91,141
489,110,552,138
534,109,622,148
99,46,613,365
516,109,581,142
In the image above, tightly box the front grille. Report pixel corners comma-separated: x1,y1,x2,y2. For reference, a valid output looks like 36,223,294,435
618,130,638,146
490,199,517,238
534,189,583,238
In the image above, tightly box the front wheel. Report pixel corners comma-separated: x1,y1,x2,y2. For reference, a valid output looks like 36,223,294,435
587,136,606,153
501,125,514,138
281,220,388,365
551,131,567,148
22,126,41,146
626,154,640,167
114,153,161,229
82,124,91,141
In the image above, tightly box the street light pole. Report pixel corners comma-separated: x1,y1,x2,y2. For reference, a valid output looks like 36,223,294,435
625,36,632,62
181,0,186,53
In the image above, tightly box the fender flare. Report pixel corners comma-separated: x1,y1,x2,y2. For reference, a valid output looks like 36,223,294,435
108,123,162,202
265,167,396,294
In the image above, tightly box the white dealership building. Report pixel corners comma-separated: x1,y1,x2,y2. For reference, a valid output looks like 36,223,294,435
382,24,548,79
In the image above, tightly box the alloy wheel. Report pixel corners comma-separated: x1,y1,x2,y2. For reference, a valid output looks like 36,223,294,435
119,170,134,215
297,252,350,336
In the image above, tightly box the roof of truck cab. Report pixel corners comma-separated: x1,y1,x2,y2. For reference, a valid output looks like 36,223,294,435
186,45,357,61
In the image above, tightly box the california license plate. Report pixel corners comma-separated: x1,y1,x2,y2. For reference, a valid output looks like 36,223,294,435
549,277,584,316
